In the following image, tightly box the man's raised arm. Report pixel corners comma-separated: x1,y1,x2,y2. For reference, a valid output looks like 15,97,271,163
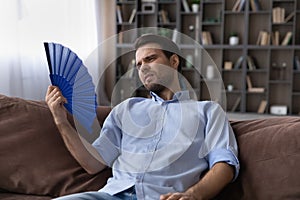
45,86,107,174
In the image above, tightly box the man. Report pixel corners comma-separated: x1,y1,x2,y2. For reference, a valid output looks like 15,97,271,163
47,34,239,200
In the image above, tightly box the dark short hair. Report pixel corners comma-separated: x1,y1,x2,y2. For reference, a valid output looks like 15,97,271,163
134,34,182,72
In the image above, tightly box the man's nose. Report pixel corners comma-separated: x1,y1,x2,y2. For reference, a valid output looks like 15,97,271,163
140,63,150,73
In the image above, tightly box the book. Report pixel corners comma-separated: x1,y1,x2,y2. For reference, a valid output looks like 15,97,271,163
116,5,123,23
128,8,136,24
246,75,265,93
294,56,300,71
260,31,270,45
159,10,170,24
232,0,241,11
280,7,285,23
250,0,261,11
256,30,270,46
234,56,244,69
250,0,256,11
281,31,292,46
256,31,263,45
272,7,279,23
201,31,213,45
231,96,241,112
284,12,295,23
247,56,257,70
272,7,285,23
246,75,253,89
206,32,213,45
257,100,268,114
248,87,265,93
181,0,190,12
237,0,246,11
272,31,280,45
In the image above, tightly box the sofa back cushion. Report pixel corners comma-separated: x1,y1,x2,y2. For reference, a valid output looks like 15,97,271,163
218,117,300,200
0,94,111,198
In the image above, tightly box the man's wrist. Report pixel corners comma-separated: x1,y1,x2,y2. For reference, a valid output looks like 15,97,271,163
185,188,204,200
54,118,69,127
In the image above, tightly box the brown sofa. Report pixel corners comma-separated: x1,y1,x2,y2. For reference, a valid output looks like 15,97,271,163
0,94,299,200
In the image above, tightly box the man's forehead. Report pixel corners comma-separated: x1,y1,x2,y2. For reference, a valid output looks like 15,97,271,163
137,42,162,50
136,43,164,59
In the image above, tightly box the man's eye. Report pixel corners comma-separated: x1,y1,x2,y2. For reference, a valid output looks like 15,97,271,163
149,56,155,61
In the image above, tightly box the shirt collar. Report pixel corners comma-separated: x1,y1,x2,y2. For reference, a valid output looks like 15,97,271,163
150,90,191,103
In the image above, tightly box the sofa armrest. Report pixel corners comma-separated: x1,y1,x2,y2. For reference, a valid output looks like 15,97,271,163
0,94,111,198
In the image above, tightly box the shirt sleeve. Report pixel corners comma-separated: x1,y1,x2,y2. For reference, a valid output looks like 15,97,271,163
199,102,240,181
92,108,122,167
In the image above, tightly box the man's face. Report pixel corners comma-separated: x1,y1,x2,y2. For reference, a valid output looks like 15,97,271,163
135,43,178,92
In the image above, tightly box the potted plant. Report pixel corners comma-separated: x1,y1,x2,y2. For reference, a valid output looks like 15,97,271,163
191,0,200,13
229,32,239,45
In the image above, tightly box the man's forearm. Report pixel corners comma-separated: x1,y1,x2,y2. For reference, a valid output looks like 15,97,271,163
185,162,234,200
57,121,107,174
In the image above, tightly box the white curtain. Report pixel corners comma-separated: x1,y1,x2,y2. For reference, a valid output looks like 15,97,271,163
0,0,112,102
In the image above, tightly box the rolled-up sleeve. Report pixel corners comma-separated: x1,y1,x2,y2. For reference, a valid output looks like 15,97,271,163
92,109,122,167
200,102,240,180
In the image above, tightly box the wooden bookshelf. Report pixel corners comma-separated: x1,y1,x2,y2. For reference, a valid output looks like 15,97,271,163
115,0,300,116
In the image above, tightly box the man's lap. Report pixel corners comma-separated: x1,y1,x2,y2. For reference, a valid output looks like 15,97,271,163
53,187,137,200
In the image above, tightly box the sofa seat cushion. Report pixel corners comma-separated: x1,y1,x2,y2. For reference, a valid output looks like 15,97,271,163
0,94,111,198
218,117,300,200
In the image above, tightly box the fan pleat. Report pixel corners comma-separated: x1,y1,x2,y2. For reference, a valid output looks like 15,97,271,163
54,44,63,75
67,59,82,85
60,47,71,76
64,52,77,79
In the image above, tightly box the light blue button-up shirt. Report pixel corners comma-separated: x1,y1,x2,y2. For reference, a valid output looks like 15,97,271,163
93,90,239,200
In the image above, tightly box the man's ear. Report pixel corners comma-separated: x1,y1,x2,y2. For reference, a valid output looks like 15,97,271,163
170,54,179,69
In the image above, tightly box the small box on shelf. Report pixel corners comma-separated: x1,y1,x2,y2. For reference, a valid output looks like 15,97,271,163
224,61,233,70
270,105,288,115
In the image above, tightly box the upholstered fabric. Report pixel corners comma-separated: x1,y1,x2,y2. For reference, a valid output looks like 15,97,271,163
217,117,300,199
0,94,111,199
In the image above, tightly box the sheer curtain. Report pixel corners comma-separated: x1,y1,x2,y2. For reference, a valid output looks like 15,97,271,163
0,0,112,103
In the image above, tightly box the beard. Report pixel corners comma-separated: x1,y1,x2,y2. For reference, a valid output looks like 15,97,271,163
143,73,173,94
141,66,176,94
144,82,166,93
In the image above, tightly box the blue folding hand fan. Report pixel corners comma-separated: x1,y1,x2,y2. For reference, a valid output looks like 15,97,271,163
44,42,97,133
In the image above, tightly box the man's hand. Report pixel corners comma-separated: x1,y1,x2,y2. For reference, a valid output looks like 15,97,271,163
160,192,198,200
160,162,234,200
45,85,68,125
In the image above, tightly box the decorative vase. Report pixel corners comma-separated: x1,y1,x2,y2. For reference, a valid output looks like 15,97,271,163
192,4,199,13
229,36,239,45
206,65,214,80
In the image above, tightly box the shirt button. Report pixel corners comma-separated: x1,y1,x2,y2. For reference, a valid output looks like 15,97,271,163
136,176,141,182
